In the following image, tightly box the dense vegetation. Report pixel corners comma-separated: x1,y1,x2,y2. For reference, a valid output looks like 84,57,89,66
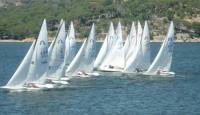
0,0,199,40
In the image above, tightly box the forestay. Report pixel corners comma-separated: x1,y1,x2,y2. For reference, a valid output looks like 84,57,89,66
66,24,96,75
145,21,174,75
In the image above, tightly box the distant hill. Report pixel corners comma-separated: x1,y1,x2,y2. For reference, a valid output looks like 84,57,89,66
0,0,199,41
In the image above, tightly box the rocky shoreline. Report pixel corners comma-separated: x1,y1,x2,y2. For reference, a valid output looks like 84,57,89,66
0,35,200,43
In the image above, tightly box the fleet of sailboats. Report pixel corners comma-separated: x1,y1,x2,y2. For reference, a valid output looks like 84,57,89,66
1,19,175,91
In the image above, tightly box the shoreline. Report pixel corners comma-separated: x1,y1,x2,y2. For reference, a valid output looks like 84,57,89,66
1,39,200,43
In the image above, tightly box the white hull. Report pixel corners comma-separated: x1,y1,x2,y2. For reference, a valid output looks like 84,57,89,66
22,82,59,91
46,77,69,85
51,80,69,85
65,72,101,78
60,77,71,81
122,71,143,76
98,68,123,72
143,71,175,76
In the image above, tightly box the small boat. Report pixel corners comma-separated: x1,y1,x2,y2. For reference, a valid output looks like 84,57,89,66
93,22,116,70
23,19,58,90
1,40,36,91
1,19,58,91
58,22,77,81
124,21,151,74
144,21,175,76
124,21,143,72
47,19,67,84
65,23,97,78
94,22,124,72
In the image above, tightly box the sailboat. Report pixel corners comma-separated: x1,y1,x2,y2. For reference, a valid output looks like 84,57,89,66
93,22,116,71
1,40,36,90
144,21,175,76
105,21,124,71
54,22,77,81
125,21,151,73
2,19,54,90
124,21,144,73
22,19,56,90
65,23,97,77
94,22,124,72
48,20,66,78
46,19,69,85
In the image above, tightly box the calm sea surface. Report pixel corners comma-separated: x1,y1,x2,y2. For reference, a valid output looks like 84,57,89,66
0,42,200,115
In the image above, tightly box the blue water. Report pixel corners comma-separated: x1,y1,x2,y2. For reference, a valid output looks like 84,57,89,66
0,42,200,115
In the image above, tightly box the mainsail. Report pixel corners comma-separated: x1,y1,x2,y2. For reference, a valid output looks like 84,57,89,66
66,24,96,75
124,21,143,72
25,19,49,83
48,20,66,78
93,22,115,70
105,21,124,69
124,22,136,61
64,21,77,67
137,21,151,70
145,21,174,75
5,41,36,87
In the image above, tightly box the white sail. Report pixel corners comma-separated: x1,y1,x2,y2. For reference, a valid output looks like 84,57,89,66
5,41,36,87
48,19,64,54
123,35,130,57
124,22,136,61
25,19,49,83
137,21,151,70
93,22,115,70
66,24,96,75
105,21,124,69
48,20,66,78
145,21,174,75
64,21,77,67
124,21,143,72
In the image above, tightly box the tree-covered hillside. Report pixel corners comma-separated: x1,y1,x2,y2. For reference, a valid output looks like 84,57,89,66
0,0,199,40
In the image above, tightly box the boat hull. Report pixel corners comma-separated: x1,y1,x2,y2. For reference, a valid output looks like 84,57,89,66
143,71,175,77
